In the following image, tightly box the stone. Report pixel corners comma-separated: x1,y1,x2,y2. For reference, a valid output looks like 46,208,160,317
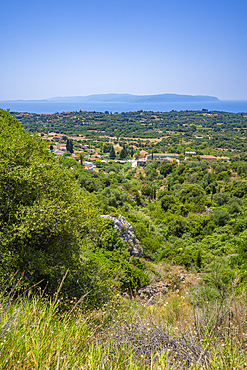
100,214,143,257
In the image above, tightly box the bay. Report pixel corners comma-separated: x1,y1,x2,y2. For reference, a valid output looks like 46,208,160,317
0,100,247,114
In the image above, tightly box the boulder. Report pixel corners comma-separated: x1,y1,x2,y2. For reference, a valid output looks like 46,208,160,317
100,214,142,257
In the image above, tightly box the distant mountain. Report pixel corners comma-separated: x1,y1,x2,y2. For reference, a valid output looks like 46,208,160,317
1,94,219,105
46,93,220,103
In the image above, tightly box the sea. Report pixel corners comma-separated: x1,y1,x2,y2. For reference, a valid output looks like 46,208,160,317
0,100,247,114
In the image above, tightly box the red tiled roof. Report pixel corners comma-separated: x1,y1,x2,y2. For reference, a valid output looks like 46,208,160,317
140,150,148,158
200,155,217,159
151,153,179,157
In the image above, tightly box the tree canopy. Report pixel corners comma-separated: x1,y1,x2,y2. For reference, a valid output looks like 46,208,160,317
0,110,95,293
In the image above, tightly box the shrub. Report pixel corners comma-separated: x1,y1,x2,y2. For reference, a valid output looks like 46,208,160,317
213,192,230,206
0,110,136,304
158,244,194,268
228,201,243,216
210,210,231,226
178,183,207,211
101,187,129,207
141,184,156,199
105,165,118,173
0,110,93,291
160,195,177,212
168,217,188,237
160,162,175,177
195,249,202,270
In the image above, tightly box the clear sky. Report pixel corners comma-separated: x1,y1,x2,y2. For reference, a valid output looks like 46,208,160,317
1,0,247,100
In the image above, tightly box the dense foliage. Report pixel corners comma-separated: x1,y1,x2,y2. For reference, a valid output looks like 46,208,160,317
6,108,247,285
2,107,247,367
0,109,148,304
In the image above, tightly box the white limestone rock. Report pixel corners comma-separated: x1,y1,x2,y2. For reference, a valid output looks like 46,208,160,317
100,214,142,257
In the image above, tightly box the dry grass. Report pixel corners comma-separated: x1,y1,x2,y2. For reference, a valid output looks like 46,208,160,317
98,291,247,369
0,273,247,369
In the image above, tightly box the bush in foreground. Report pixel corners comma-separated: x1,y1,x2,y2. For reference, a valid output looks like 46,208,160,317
0,109,148,305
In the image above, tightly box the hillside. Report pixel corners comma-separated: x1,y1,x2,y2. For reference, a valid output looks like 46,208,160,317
1,108,247,368
0,109,150,303
5,106,247,297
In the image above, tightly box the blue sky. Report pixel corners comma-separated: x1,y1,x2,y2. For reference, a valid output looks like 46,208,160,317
1,0,247,100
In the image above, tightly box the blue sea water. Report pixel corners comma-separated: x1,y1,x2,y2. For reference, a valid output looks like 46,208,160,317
0,100,247,114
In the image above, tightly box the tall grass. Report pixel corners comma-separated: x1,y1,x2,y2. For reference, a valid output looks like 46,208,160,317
0,283,247,369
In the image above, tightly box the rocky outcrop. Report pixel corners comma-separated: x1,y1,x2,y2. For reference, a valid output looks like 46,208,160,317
137,281,169,304
137,272,190,305
100,214,142,257
205,206,213,214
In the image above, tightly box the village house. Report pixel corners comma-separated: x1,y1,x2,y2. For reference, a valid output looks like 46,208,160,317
80,161,94,171
185,151,197,156
53,134,62,141
84,165,93,170
139,150,149,158
199,155,217,161
57,144,67,151
90,154,101,160
131,158,147,168
146,153,179,160
53,149,64,156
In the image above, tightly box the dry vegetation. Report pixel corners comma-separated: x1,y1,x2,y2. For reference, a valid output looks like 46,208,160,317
1,271,247,369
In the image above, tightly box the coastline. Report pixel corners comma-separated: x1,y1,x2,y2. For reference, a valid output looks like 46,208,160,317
0,100,247,114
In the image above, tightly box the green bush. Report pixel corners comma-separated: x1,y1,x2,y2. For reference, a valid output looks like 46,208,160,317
0,110,92,292
160,162,176,177
86,249,149,290
158,244,194,268
105,165,118,173
0,110,146,304
168,217,188,237
210,210,231,226
101,187,129,207
141,184,153,197
160,194,177,212
213,192,230,206
178,183,207,212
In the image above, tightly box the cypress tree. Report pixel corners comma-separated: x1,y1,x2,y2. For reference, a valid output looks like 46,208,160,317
119,146,127,159
196,249,202,270
109,145,116,159
66,139,73,153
